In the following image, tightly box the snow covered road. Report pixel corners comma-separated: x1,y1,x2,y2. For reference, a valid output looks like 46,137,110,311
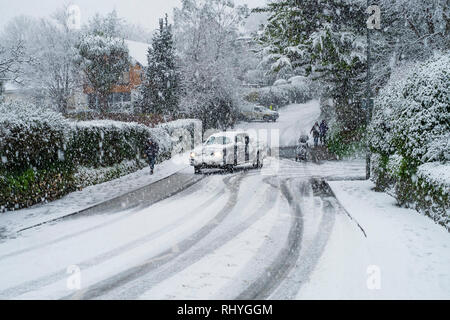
0,158,366,300
0,101,448,300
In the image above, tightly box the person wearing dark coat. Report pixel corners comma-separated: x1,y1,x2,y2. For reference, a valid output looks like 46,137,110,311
145,138,159,175
319,120,329,146
310,122,320,147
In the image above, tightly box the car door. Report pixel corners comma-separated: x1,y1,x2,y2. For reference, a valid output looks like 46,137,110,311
244,135,251,162
254,107,262,120
235,134,246,164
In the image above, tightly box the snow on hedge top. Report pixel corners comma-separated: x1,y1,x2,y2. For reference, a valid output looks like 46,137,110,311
0,100,66,130
417,162,450,192
70,119,173,153
70,119,149,130
273,79,289,86
157,119,201,131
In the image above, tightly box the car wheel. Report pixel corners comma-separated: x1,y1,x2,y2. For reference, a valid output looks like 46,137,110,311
194,166,202,174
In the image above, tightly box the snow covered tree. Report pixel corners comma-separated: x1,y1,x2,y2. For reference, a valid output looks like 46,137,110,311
138,15,179,116
0,16,34,95
86,10,154,43
85,10,124,38
30,8,80,113
256,0,367,137
174,0,249,130
0,41,28,87
75,33,129,113
1,9,81,113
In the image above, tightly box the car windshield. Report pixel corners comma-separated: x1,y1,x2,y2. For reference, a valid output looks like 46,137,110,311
206,136,231,145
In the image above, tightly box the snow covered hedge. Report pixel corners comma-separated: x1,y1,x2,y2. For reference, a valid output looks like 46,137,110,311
66,120,172,168
244,76,312,108
0,101,200,211
0,101,68,173
0,101,75,210
369,53,450,230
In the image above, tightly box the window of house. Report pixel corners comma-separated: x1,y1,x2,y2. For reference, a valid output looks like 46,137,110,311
88,94,98,108
122,92,131,102
120,71,130,84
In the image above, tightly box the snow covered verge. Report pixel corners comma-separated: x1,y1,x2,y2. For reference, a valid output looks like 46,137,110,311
298,180,450,299
369,53,450,230
0,100,200,212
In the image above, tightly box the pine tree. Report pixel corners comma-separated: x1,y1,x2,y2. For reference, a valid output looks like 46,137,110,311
139,15,179,116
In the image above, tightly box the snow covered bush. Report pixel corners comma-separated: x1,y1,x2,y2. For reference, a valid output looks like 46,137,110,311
0,100,69,173
369,53,450,229
0,100,201,211
415,163,449,228
66,120,168,168
74,159,148,189
244,78,312,109
0,101,76,211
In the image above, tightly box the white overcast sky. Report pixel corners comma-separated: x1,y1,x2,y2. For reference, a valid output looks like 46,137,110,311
0,0,267,32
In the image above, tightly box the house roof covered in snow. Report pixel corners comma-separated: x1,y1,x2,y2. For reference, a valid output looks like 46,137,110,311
124,39,150,67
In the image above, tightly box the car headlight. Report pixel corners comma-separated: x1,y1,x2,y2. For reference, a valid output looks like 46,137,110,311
214,151,223,158
190,152,196,158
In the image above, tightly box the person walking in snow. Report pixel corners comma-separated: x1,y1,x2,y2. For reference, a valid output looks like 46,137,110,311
310,122,320,147
145,138,159,175
319,120,329,146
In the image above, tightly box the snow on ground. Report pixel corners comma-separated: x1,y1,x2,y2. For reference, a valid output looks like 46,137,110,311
3,99,446,300
0,175,228,299
0,153,191,238
236,100,320,147
297,180,450,299
137,180,289,300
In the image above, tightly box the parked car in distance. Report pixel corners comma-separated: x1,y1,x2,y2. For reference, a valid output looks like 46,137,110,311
190,131,267,174
241,105,279,122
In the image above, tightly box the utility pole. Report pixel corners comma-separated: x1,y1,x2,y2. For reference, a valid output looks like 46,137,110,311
365,2,380,180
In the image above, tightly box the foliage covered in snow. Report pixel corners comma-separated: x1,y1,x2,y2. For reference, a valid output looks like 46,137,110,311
369,53,450,229
136,16,179,115
0,100,68,173
0,100,202,211
74,159,148,189
243,78,312,109
75,33,130,113
173,0,249,130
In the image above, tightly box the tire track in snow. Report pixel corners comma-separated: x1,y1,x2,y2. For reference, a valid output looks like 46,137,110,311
236,178,304,300
111,177,280,300
0,177,226,299
62,173,247,300
268,193,336,299
0,174,206,261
